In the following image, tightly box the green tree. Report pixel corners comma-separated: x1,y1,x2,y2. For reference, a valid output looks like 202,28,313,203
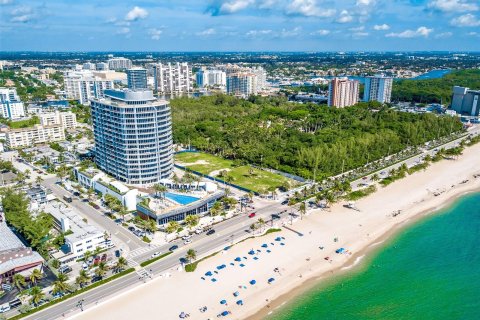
115,257,128,272
29,269,43,287
186,249,197,263
13,274,26,291
299,202,306,220
75,270,91,288
165,220,180,234
28,286,45,306
52,273,70,294
184,214,199,230
95,262,108,278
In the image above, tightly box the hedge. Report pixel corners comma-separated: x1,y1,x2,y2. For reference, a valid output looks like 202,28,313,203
140,252,172,267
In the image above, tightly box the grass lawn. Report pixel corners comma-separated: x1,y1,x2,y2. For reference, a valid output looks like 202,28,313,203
3,116,40,129
175,152,295,193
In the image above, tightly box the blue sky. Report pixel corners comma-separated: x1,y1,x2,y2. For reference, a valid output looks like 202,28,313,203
0,0,479,51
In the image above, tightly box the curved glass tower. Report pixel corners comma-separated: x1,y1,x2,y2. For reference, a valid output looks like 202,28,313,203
91,89,173,186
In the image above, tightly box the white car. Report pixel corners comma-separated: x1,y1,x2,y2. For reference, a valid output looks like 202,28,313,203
184,239,192,245
182,235,192,240
151,251,161,258
195,229,202,234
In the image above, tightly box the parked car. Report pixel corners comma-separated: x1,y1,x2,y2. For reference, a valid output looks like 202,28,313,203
206,229,216,235
281,200,289,205
128,226,136,232
0,303,11,313
271,214,280,220
182,235,192,240
114,218,123,224
92,204,100,209
58,265,72,274
91,276,103,283
184,239,192,245
248,212,256,218
169,245,179,252
195,229,202,234
115,250,121,258
8,299,21,309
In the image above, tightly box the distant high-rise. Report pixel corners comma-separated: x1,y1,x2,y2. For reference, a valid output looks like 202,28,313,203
96,62,109,71
127,68,148,90
107,57,132,71
0,87,25,119
153,62,192,95
64,71,114,104
226,73,257,98
91,89,173,186
196,68,226,88
328,78,359,108
363,75,393,103
83,62,96,71
451,86,480,116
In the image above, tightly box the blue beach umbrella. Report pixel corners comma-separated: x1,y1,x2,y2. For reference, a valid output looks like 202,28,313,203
205,271,213,276
249,279,256,285
261,243,268,248
268,277,275,283
233,291,239,297
220,299,227,305
234,257,242,262
221,311,229,316
248,250,255,255
275,237,282,241
236,300,243,305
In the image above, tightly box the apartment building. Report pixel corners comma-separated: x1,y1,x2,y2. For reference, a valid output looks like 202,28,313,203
196,68,226,88
451,86,480,116
64,71,114,104
127,68,148,90
153,62,192,94
364,75,393,103
5,124,65,148
226,73,258,98
107,57,132,70
39,110,77,129
0,87,25,120
328,78,359,108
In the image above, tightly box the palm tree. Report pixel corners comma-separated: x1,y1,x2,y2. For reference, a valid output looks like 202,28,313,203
153,184,167,200
115,257,128,272
29,269,42,287
83,250,92,262
186,249,197,263
24,169,31,179
13,274,26,291
257,218,266,232
299,202,306,220
93,246,102,258
165,220,180,234
35,175,43,185
370,173,380,182
325,192,336,209
95,262,107,278
52,273,69,295
250,223,258,234
184,214,199,231
29,286,45,306
75,270,91,288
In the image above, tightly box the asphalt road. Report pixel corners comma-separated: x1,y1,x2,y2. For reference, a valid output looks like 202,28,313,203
41,177,145,251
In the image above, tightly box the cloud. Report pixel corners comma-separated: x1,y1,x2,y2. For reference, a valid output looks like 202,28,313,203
149,28,163,40
116,27,130,35
220,0,254,13
353,32,369,37
10,5,34,23
337,10,353,23
434,31,453,38
246,29,273,37
281,26,301,37
386,26,433,38
1,0,13,4
196,28,216,36
373,24,390,30
349,26,365,32
286,0,336,18
11,14,32,22
428,0,478,12
451,14,480,27
356,0,376,6
259,0,277,9
125,6,148,21
311,29,330,36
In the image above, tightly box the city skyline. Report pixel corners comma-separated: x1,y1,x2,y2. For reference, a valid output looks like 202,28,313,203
1,0,479,52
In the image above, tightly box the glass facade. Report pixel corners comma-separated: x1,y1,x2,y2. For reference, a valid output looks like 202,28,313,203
91,90,173,186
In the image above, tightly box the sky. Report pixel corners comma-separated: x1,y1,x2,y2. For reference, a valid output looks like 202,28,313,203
0,0,479,51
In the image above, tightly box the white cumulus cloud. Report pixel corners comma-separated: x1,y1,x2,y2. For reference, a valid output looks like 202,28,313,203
428,0,478,12
117,27,130,35
386,26,433,38
246,29,273,37
311,29,330,36
125,6,148,21
196,28,216,36
287,0,336,18
451,14,480,27
220,0,254,13
149,28,163,40
337,10,353,23
373,24,390,30
435,31,453,38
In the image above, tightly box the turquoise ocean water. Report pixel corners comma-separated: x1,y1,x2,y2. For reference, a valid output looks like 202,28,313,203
271,193,480,320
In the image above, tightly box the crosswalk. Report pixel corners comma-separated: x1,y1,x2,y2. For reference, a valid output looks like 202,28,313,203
128,245,162,259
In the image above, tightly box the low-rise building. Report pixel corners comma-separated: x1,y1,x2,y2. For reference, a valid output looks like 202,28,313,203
45,202,109,260
5,124,65,148
39,111,77,129
74,167,138,211
0,221,44,284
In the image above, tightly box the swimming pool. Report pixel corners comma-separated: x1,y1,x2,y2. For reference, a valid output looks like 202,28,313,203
164,192,200,205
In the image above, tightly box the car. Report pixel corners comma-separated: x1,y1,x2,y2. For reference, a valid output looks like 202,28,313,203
248,212,256,218
0,303,11,313
114,218,123,224
115,250,121,258
128,226,136,232
8,299,21,309
271,214,280,220
91,276,103,283
73,191,80,197
182,235,192,240
281,200,289,205
101,254,107,261
169,245,179,251
151,251,161,258
82,263,88,271
58,265,72,274
184,239,192,245
92,204,100,209
195,229,202,234
206,229,216,235
362,176,368,180
82,198,89,202
93,257,101,265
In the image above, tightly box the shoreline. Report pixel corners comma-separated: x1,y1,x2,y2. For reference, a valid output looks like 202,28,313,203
71,142,480,320
246,187,480,320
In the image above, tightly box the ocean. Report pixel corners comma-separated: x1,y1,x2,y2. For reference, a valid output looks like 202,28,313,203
270,192,480,320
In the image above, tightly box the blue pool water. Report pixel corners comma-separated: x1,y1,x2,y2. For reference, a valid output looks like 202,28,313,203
164,192,200,205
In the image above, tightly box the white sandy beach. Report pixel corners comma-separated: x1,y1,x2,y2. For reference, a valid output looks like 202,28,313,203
72,143,480,320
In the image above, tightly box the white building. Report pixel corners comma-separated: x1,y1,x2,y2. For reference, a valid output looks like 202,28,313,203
153,62,192,94
107,57,132,71
45,202,110,258
0,87,25,120
64,71,114,104
328,78,359,108
251,66,267,92
82,62,96,70
39,110,77,129
96,62,109,71
196,68,226,88
226,73,258,98
5,124,65,148
363,75,393,103
75,167,139,211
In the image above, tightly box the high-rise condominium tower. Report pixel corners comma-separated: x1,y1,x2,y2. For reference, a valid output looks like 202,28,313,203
91,89,173,186
328,78,359,108
363,75,393,103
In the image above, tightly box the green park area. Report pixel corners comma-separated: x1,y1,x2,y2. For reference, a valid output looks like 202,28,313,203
174,152,296,193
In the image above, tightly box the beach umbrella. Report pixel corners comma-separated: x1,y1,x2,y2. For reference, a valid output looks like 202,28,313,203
249,280,256,285
233,291,239,297
205,271,213,276
261,244,268,248
275,237,282,241
212,278,217,282
220,300,227,305
234,257,242,262
236,300,243,305
248,250,255,255
217,265,223,270
240,264,245,267
268,277,275,283
221,311,229,316
179,312,186,318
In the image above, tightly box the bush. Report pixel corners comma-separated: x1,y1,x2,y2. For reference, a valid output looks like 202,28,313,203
140,252,172,267
142,236,151,243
